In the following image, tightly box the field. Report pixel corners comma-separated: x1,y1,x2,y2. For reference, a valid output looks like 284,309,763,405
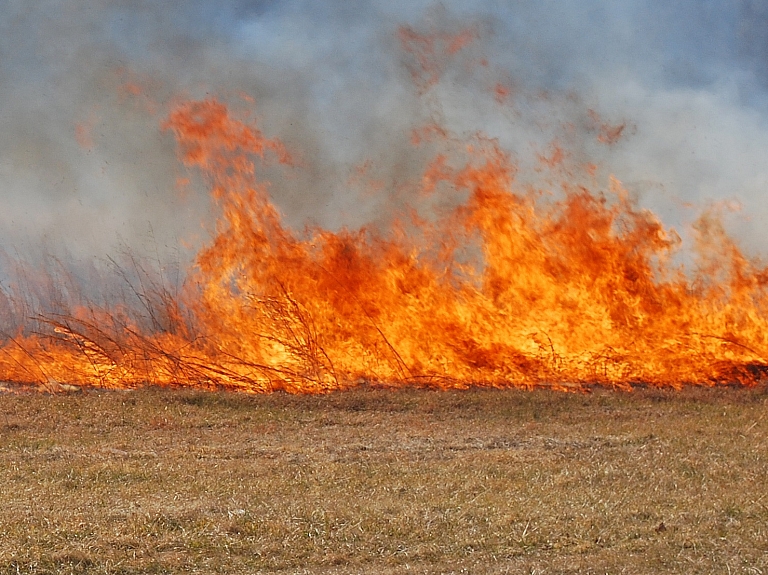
1,385,767,574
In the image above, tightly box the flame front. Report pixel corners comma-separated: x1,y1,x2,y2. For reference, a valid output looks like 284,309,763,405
2,96,768,393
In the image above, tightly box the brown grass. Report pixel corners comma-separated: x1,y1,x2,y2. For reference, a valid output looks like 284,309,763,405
1,384,767,574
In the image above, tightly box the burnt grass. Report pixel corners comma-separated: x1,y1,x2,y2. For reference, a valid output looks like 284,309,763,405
1,384,767,574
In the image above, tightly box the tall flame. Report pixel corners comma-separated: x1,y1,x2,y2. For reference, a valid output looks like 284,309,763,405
2,96,768,393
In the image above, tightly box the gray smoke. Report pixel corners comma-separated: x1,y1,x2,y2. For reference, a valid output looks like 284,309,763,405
1,0,768,271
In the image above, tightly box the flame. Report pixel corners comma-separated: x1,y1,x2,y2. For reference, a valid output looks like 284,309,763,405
2,94,768,393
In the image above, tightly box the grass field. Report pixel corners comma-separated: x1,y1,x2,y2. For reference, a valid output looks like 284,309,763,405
1,384,767,574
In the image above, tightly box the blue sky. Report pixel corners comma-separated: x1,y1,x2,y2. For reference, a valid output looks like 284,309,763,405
1,0,768,262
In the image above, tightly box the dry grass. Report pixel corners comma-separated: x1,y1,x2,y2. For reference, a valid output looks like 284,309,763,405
1,384,767,574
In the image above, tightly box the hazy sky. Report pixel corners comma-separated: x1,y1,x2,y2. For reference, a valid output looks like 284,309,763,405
2,0,768,264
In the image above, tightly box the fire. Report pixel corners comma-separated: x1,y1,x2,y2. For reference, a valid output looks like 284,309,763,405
2,93,768,392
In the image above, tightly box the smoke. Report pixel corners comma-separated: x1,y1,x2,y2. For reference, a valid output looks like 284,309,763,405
1,0,768,270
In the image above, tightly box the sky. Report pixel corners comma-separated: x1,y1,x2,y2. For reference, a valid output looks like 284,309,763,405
2,0,768,269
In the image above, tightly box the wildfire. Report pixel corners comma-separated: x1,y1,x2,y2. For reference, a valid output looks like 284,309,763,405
3,53,768,393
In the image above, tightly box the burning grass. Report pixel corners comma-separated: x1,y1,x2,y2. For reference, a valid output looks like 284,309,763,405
1,385,767,573
3,21,767,571
4,97,768,393
3,26,768,391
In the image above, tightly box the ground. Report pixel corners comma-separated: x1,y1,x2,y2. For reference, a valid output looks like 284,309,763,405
1,384,767,574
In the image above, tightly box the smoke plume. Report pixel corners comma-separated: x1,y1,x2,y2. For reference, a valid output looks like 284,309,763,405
1,0,767,265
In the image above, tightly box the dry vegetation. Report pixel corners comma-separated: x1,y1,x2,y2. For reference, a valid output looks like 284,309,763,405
1,384,767,574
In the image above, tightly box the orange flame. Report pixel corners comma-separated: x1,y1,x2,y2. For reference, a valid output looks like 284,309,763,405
2,94,768,393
